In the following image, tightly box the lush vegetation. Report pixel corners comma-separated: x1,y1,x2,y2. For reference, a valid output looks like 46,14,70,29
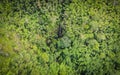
0,0,120,75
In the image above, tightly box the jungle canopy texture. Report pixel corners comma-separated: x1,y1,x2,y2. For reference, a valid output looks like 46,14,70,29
0,0,120,75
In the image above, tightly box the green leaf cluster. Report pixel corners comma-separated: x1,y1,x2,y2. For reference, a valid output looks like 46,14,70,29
0,0,120,75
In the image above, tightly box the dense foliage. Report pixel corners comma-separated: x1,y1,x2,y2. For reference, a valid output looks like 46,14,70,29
0,0,120,75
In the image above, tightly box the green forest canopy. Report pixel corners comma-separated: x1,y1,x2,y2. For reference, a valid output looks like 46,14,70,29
0,0,120,75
